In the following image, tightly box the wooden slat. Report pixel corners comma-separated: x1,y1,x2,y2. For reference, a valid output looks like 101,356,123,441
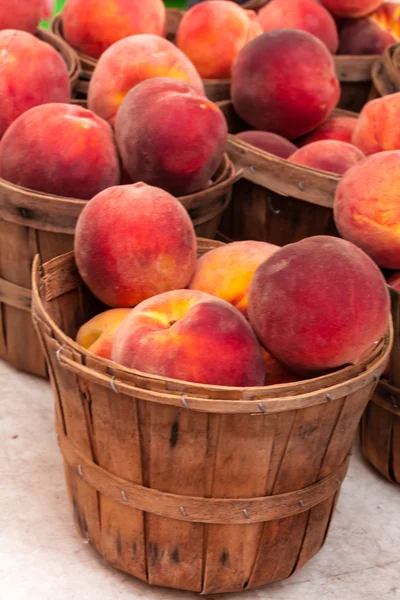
362,401,393,480
391,416,400,483
0,277,31,311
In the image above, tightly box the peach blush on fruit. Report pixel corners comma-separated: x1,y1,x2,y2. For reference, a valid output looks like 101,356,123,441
76,309,132,359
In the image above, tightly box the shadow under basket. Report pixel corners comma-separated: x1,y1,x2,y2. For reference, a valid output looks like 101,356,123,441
0,154,235,377
217,101,358,246
37,27,80,93
31,242,391,594
360,287,400,484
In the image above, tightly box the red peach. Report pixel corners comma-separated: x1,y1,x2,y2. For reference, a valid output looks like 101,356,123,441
259,0,339,53
352,93,400,155
189,240,279,315
74,183,197,307
88,34,204,124
339,17,396,55
76,309,132,359
320,0,384,18
299,116,358,145
231,30,340,139
248,236,390,373
63,0,166,59
334,151,400,269
289,140,365,175
236,131,297,158
0,0,43,33
176,1,262,79
115,77,227,196
111,289,266,387
0,103,120,199
0,30,70,137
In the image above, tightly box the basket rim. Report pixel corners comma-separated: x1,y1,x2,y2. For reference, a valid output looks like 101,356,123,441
32,250,392,412
36,26,80,86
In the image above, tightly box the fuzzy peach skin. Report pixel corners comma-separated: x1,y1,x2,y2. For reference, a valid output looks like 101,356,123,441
63,0,166,59
115,78,227,196
248,236,390,373
334,151,400,269
320,0,383,18
352,93,400,155
76,309,131,359
88,34,204,125
0,0,43,33
0,104,120,199
236,131,297,158
0,30,70,138
289,140,365,175
259,0,339,53
231,30,340,139
74,183,197,308
176,1,262,79
189,240,279,315
263,350,301,386
339,17,396,55
111,289,265,387
299,117,358,146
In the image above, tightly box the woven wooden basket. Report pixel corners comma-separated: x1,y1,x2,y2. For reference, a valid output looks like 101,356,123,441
31,240,391,594
370,43,400,98
0,154,236,377
360,287,400,483
217,101,358,246
37,27,80,92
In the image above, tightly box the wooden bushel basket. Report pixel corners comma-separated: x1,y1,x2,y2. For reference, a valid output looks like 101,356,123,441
370,43,400,99
217,101,357,246
335,55,378,112
31,240,391,594
361,287,400,483
37,27,80,93
0,154,236,377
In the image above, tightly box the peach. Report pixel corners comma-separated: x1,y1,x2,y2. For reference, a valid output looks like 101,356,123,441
236,131,297,158
259,0,339,53
88,34,204,124
63,0,166,59
231,30,340,139
334,151,400,269
76,309,131,359
189,240,279,315
176,1,262,79
248,236,390,373
339,16,396,55
320,0,384,18
0,0,43,33
370,2,400,40
0,103,120,199
289,140,365,175
0,30,70,138
111,289,265,387
263,350,301,386
74,183,197,307
352,93,400,155
388,272,400,290
115,77,227,196
299,116,358,145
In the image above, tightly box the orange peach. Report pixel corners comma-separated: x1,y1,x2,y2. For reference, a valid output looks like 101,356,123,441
115,77,227,196
0,0,43,33
76,309,131,359
334,151,400,269
259,0,339,53
236,131,297,158
263,350,301,386
111,289,265,387
370,2,400,40
0,30,70,138
289,140,365,175
63,0,166,59
352,93,400,155
339,16,396,55
231,30,340,139
248,236,390,373
0,103,120,199
176,1,262,79
88,34,204,124
299,116,358,145
189,240,279,315
74,183,197,307
320,0,384,18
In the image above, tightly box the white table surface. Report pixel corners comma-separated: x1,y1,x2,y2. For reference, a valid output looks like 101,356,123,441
1,358,399,600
